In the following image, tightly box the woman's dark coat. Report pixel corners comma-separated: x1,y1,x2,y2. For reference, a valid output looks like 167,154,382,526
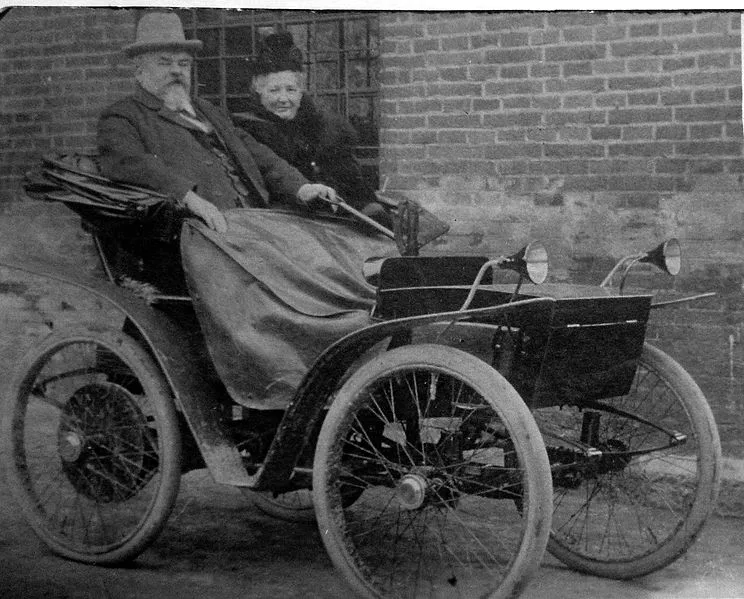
234,95,379,214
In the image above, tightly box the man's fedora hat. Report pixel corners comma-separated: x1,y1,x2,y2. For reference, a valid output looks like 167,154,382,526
123,12,203,58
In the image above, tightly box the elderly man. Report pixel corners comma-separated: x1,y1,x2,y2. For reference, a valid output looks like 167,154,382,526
97,11,336,235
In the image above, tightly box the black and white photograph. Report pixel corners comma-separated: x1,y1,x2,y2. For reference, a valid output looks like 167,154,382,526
0,4,742,598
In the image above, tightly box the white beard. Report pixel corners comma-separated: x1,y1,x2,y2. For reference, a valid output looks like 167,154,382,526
161,84,195,116
136,69,195,116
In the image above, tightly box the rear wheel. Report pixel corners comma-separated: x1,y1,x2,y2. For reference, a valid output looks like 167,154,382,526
1,328,182,565
313,344,552,599
247,479,363,522
535,343,721,579
248,489,315,522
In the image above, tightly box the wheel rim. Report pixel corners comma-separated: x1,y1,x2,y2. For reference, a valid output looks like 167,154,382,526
9,339,169,555
538,352,707,567
321,365,537,598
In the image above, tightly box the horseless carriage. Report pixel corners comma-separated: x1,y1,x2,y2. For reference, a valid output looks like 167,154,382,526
1,155,722,599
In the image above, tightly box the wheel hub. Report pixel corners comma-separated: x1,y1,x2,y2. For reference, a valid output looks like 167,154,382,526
58,431,84,463
58,382,156,502
397,473,427,510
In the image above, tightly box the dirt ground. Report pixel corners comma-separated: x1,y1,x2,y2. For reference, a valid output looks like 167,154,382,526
1,464,743,599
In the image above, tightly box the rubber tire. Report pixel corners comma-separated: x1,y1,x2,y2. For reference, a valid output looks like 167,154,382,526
1,327,182,565
246,481,362,522
545,343,722,579
246,489,315,522
313,344,553,599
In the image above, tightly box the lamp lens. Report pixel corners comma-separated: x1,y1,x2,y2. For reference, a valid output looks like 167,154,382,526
663,239,681,275
525,243,548,284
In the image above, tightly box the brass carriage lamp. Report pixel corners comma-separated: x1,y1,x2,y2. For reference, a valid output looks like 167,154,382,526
600,237,682,294
639,238,681,276
500,241,549,285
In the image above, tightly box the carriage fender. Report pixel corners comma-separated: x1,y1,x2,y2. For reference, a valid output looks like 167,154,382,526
0,257,253,487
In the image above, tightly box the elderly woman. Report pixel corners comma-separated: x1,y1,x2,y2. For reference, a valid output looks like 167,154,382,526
234,31,391,227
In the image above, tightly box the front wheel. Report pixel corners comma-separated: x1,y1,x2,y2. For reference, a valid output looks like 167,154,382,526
536,342,721,579
1,328,182,565
313,344,553,599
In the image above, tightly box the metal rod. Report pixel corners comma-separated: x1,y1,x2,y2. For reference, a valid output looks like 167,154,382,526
600,253,643,288
651,291,717,308
459,257,505,312
319,196,395,239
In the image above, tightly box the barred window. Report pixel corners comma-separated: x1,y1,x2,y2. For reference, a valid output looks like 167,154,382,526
178,9,380,188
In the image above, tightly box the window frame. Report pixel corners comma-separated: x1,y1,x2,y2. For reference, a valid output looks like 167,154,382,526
178,9,380,187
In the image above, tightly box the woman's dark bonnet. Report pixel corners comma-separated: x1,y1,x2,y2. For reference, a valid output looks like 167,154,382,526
251,32,304,76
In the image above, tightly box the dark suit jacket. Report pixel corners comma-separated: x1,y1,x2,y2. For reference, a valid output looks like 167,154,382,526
97,86,308,211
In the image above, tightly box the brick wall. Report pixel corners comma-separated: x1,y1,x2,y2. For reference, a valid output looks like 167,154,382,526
0,6,139,270
379,11,744,456
379,12,742,202
0,7,137,209
378,11,743,269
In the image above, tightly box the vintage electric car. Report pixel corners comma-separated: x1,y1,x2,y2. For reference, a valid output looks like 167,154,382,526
0,154,721,599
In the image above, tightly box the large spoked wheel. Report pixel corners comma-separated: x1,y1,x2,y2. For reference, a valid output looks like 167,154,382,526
313,344,553,599
535,342,721,579
1,328,182,565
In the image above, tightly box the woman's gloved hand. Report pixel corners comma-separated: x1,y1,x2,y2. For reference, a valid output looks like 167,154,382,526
297,183,337,207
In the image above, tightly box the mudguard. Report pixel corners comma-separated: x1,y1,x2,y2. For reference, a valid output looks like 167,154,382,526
0,257,253,487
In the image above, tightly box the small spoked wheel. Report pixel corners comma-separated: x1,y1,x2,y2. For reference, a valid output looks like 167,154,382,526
1,328,181,565
313,344,552,599
535,343,722,579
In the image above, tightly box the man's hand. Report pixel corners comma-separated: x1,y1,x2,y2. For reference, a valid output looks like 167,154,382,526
182,190,227,233
297,183,338,208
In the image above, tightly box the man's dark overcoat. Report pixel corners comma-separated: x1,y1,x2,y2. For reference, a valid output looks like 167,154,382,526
96,86,310,294
97,86,308,211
